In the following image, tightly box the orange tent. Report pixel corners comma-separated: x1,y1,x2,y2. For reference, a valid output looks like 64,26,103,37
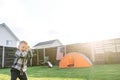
59,52,92,68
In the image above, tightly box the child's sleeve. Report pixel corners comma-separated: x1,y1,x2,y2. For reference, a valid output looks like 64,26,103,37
15,50,28,58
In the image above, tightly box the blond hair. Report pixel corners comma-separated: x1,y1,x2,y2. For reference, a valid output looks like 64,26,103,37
19,41,28,45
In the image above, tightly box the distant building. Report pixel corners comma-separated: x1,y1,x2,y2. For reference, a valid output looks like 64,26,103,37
0,23,19,47
33,39,63,49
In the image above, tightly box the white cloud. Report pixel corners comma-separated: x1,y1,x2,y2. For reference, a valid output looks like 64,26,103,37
0,0,120,46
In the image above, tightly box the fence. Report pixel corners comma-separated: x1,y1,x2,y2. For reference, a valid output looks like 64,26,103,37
31,43,93,66
0,46,17,68
93,38,120,64
32,38,120,66
0,38,120,68
0,46,32,68
32,47,58,66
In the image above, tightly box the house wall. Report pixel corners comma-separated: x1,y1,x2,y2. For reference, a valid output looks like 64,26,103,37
52,40,62,47
0,25,18,47
34,44,53,49
33,40,62,49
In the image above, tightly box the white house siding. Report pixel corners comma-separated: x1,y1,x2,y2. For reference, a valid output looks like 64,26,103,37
0,25,18,47
33,44,53,49
52,40,62,47
32,40,62,49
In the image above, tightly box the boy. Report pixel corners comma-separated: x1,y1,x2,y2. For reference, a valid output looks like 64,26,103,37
11,41,33,80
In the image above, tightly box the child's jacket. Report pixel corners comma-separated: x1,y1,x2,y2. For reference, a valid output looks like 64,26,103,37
11,50,33,72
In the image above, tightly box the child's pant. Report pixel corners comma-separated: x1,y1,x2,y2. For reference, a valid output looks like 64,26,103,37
11,68,28,80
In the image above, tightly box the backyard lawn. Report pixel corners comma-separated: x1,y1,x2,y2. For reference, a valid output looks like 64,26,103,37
0,64,120,80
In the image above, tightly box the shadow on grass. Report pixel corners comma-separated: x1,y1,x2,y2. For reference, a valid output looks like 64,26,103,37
27,66,94,80
1,64,120,80
0,66,94,80
0,74,87,80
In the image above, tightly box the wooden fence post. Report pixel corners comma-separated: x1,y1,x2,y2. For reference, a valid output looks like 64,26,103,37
30,50,33,66
2,46,5,68
64,45,66,55
91,42,95,63
36,49,39,65
43,48,45,61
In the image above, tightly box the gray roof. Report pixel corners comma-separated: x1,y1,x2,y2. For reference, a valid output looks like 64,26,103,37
34,39,62,47
0,23,19,41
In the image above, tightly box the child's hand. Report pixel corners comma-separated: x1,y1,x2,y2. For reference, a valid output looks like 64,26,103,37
26,45,30,51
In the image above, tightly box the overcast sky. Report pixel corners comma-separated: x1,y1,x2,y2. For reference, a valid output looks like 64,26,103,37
0,0,120,47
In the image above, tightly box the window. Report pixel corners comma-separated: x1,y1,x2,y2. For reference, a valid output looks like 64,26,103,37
6,40,12,45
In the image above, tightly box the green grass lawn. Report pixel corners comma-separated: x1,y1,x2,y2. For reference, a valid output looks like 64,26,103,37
0,64,120,80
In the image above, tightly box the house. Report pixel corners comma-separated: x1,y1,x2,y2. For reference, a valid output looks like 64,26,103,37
0,23,19,47
33,39,63,49
32,39,63,65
